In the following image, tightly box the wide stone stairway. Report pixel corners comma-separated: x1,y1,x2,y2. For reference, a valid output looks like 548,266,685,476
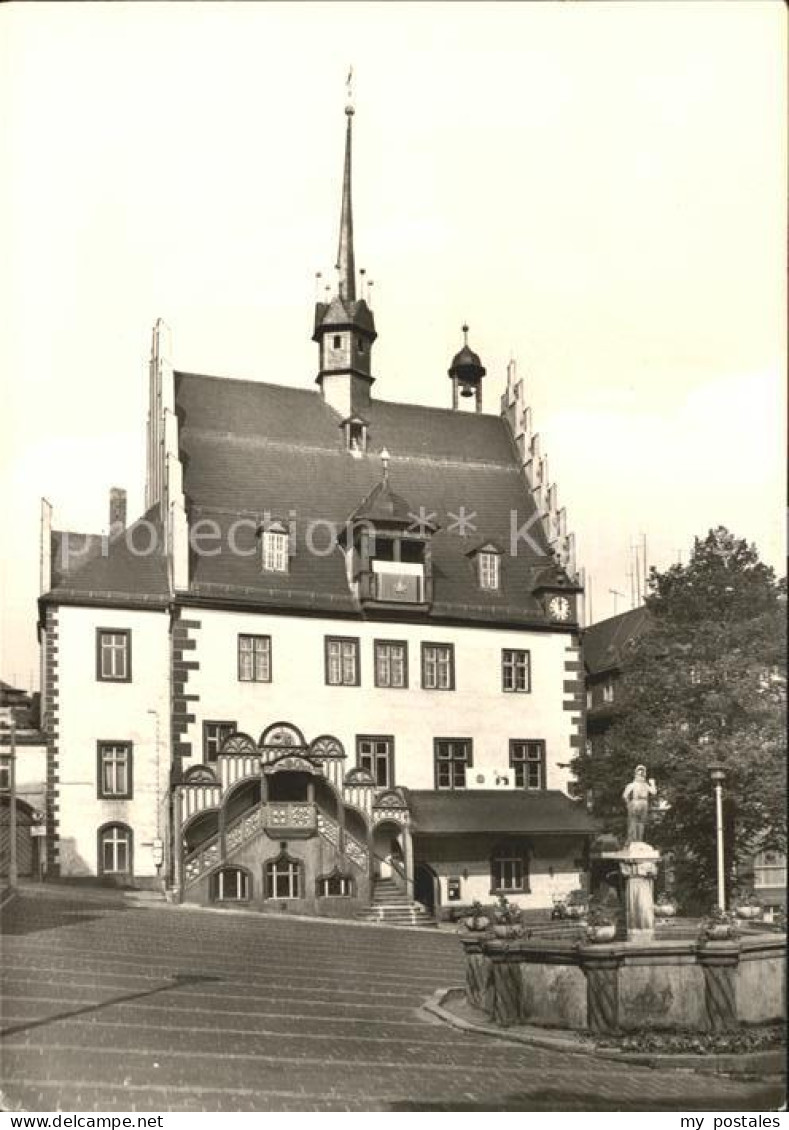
355,877,437,928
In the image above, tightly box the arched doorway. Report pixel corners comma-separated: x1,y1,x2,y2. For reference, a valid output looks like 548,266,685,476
372,820,405,886
0,797,36,878
414,862,439,914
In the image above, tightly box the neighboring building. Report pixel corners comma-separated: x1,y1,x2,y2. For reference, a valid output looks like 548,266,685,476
583,608,785,914
37,99,596,920
583,606,649,761
0,691,47,879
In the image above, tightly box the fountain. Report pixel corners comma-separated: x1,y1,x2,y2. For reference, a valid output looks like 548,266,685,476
459,767,786,1034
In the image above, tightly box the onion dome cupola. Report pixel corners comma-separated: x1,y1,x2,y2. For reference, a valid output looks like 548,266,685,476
449,324,487,412
313,90,377,420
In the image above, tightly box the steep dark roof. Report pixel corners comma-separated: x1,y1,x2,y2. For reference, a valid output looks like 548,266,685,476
44,506,170,607
175,373,556,625
583,606,649,677
351,479,416,525
404,789,599,835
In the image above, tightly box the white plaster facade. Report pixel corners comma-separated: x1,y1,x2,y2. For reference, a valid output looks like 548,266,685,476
183,607,579,793
54,604,170,880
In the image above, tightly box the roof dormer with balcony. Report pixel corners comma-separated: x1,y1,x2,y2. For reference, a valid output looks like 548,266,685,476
339,453,437,613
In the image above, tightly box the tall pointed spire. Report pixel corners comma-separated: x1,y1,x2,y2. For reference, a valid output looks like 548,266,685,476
313,70,377,417
336,79,356,304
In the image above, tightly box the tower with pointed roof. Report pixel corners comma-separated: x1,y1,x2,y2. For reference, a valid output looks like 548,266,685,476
313,99,377,420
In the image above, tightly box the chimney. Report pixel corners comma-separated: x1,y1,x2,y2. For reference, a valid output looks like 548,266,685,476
109,487,127,534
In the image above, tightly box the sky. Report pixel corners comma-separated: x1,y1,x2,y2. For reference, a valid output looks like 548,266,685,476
0,1,785,690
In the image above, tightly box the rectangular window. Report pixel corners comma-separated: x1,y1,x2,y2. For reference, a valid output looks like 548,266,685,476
492,856,525,893
603,679,615,704
502,649,531,693
374,640,408,688
586,688,593,709
325,637,360,686
510,740,546,790
203,720,237,763
422,643,455,691
238,635,271,683
357,736,394,788
0,758,10,791
262,530,289,573
435,739,471,790
479,552,500,590
96,629,131,682
753,851,787,889
97,742,133,799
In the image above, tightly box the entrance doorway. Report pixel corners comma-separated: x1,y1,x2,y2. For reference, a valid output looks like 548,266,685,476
414,862,439,914
372,821,405,887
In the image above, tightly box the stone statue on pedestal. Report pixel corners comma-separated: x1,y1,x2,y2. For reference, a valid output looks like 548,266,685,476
622,765,657,845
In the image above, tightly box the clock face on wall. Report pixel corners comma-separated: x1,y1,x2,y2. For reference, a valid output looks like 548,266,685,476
548,595,571,622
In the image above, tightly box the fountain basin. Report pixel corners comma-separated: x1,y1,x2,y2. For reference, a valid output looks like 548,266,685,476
460,930,785,1034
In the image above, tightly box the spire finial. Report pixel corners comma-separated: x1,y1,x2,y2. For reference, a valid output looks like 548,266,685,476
462,323,469,346
345,65,354,116
381,446,390,483
336,70,356,303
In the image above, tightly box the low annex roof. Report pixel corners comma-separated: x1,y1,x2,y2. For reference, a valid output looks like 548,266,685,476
403,789,599,836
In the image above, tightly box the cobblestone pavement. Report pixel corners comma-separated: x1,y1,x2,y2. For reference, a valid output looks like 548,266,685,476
1,892,784,1112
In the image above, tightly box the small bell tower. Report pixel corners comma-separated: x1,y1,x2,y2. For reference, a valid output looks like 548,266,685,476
448,324,487,413
313,78,377,420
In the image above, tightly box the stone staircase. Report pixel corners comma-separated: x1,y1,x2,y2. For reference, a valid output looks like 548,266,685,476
356,876,437,928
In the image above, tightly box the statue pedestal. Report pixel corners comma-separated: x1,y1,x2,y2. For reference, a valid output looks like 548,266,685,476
600,842,661,942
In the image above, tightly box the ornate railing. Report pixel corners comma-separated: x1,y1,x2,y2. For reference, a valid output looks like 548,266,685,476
267,801,316,836
317,811,369,872
185,802,370,887
184,802,265,886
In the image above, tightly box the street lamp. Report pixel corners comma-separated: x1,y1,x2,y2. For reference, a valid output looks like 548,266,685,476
709,763,726,911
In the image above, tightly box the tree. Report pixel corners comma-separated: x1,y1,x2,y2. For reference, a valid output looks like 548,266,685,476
574,527,787,911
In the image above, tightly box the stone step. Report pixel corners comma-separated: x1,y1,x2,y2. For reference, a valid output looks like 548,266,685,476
356,901,437,928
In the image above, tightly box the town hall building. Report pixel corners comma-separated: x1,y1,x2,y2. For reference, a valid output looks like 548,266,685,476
37,97,596,923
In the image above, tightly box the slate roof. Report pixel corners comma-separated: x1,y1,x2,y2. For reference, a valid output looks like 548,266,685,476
175,372,556,625
404,789,599,835
313,297,376,337
41,373,565,624
583,606,649,677
44,506,170,607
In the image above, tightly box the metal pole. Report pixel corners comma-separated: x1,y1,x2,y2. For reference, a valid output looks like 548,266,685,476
9,722,18,887
715,780,725,911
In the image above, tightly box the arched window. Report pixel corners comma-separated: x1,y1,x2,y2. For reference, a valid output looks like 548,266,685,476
98,823,133,877
265,851,302,899
316,869,354,898
211,867,251,902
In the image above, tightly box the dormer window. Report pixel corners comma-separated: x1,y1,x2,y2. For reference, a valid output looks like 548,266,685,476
262,526,289,573
479,551,500,590
468,543,502,591
349,423,365,453
340,414,369,456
